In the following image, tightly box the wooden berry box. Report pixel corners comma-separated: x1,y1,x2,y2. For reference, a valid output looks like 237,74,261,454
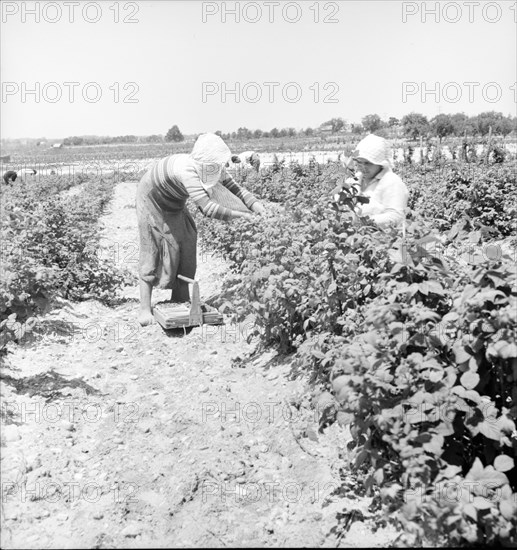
153,301,224,329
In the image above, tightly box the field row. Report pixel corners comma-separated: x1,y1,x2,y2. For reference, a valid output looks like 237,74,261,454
195,158,517,546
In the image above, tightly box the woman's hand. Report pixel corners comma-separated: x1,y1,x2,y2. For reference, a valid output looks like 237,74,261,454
251,202,266,216
233,210,254,221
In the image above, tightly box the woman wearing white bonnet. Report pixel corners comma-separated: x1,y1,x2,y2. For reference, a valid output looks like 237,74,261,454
136,132,265,326
349,134,408,226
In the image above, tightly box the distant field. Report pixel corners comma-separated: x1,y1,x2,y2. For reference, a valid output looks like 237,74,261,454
1,136,515,181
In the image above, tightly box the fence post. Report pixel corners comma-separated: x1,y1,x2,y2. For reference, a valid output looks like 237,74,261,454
462,130,468,163
485,126,492,164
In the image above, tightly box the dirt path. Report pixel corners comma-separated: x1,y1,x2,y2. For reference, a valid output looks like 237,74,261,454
0,181,398,548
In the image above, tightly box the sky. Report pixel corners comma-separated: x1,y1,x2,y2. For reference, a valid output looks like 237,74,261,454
1,0,516,139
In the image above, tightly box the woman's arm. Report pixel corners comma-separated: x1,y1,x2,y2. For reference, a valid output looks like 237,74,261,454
181,163,254,220
220,169,260,210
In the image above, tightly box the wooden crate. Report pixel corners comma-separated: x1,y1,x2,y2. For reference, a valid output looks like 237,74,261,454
153,302,224,329
153,275,225,329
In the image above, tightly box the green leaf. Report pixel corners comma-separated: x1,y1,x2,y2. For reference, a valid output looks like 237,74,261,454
472,496,493,510
418,282,429,296
336,411,353,426
462,503,477,521
469,231,481,244
451,386,482,405
373,468,384,484
315,391,335,411
423,434,444,455
484,271,507,288
500,499,516,521
460,371,479,390
453,342,471,364
327,282,337,295
478,421,503,441
355,449,368,468
419,280,444,296
416,235,440,246
493,455,514,473
487,340,517,359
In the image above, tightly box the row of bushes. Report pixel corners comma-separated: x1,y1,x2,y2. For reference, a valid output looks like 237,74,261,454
402,162,517,238
0,175,134,352
231,156,517,239
195,159,516,546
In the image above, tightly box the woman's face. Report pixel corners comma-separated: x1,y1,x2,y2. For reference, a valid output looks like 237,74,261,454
354,158,382,181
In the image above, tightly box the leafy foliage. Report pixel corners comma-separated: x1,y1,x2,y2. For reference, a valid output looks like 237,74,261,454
402,161,517,237
197,158,517,546
0,175,134,352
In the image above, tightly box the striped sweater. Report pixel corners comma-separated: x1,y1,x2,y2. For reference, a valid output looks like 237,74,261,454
147,154,258,220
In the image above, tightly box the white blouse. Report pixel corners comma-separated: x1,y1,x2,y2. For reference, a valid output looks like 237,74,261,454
353,166,409,226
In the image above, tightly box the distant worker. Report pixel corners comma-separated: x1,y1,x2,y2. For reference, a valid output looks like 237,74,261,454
226,152,260,173
18,168,37,179
3,171,17,185
238,151,260,172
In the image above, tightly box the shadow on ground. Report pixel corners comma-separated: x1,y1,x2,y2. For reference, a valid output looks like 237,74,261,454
161,326,195,338
0,369,101,402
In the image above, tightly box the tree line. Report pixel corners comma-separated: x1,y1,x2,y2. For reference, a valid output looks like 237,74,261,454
57,111,515,147
215,111,516,141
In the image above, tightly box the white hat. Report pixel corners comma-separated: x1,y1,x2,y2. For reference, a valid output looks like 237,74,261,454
191,133,231,165
191,133,232,189
352,134,391,167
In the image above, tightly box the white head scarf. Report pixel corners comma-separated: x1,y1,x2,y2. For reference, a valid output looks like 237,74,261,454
352,134,392,168
190,133,232,193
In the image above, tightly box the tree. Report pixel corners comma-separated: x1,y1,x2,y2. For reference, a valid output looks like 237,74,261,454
322,117,345,134
401,112,430,140
465,116,479,136
270,128,280,138
431,114,454,141
63,136,84,146
450,113,469,136
253,129,263,139
474,112,515,136
388,117,400,128
499,116,516,136
351,124,363,135
475,112,502,136
165,125,184,142
362,114,383,133
304,127,314,136
237,127,252,140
